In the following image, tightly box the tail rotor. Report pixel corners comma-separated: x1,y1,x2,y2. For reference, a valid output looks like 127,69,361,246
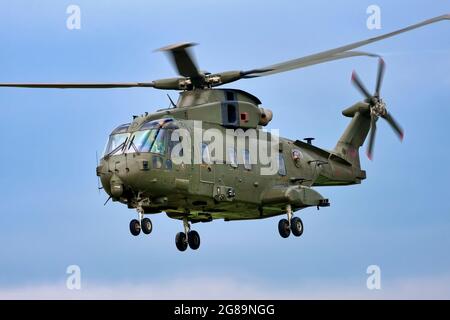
351,58,404,160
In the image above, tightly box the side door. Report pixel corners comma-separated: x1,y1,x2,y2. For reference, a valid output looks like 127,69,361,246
233,148,260,204
199,142,215,185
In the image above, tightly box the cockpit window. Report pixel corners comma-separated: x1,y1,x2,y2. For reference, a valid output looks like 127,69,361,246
111,123,130,134
127,129,168,155
150,129,167,154
140,118,174,130
103,133,129,156
131,130,156,153
125,118,176,154
103,124,131,157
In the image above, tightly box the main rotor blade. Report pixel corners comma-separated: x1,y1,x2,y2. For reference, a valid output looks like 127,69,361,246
0,82,155,89
382,112,404,141
351,71,372,100
367,115,378,160
374,58,385,97
242,51,380,78
242,14,449,79
157,42,201,79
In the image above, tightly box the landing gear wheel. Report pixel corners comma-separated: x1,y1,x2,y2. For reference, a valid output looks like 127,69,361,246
188,230,201,250
175,232,188,252
129,219,141,236
278,219,291,238
141,218,152,235
290,217,304,237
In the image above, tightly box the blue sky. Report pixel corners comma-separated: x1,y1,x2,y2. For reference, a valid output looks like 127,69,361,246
0,0,449,299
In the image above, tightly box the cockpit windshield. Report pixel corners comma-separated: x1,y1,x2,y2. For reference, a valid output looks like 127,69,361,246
126,118,175,154
103,119,176,157
127,129,167,154
103,124,130,157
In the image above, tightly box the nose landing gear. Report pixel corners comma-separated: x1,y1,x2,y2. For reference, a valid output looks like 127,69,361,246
175,217,201,252
129,219,141,236
129,209,153,236
141,217,153,234
278,204,304,238
290,216,303,237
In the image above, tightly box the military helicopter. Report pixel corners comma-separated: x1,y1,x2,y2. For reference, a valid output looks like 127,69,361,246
1,15,448,251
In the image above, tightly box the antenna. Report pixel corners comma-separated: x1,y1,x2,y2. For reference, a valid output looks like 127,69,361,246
167,94,176,108
104,196,111,206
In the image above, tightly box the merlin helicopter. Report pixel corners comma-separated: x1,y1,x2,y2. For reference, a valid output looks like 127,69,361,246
1,15,448,251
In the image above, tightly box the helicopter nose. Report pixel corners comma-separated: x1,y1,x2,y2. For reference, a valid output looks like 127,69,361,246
96,163,115,196
105,173,123,197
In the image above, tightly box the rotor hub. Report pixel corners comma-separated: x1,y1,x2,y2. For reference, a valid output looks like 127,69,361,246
371,98,387,118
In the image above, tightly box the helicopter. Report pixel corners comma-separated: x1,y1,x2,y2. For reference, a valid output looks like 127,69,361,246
0,14,448,251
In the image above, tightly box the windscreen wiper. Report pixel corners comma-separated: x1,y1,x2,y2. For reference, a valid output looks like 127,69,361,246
104,137,128,159
148,128,161,153
127,135,141,155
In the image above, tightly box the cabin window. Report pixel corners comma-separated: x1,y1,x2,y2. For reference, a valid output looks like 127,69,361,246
278,154,287,176
152,155,163,169
222,102,239,127
291,148,303,167
165,159,173,170
243,149,252,171
228,147,237,168
201,143,212,164
227,104,237,123
226,91,235,101
168,133,184,160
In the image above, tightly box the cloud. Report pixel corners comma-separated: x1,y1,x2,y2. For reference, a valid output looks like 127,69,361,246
1,275,450,300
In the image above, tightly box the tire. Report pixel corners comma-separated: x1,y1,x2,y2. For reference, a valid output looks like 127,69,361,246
141,218,152,235
291,217,304,237
188,230,201,250
278,219,290,238
175,232,188,251
129,219,141,236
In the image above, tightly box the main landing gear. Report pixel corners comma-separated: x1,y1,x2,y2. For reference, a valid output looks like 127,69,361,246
129,210,153,236
278,204,303,238
175,217,201,252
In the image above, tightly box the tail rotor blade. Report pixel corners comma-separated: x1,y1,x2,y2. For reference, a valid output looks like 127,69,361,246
351,71,372,100
366,115,378,160
382,112,404,141
374,58,385,97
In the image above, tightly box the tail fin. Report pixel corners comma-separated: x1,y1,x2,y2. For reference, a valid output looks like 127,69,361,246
334,102,371,168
